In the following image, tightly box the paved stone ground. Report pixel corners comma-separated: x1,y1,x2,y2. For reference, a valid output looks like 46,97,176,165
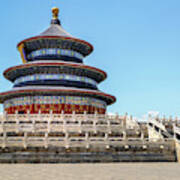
0,163,179,180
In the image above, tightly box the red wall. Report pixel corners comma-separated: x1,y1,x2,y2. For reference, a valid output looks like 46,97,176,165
5,104,106,114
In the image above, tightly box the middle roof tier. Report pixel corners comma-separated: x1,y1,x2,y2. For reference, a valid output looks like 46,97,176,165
4,62,107,84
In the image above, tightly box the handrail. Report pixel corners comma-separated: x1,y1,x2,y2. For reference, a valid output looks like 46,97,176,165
148,118,167,132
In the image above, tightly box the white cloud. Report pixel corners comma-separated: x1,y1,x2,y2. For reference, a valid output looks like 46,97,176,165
148,111,159,117
107,112,116,116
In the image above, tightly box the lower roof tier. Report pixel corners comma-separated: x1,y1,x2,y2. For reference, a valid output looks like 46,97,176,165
4,61,107,83
0,86,116,105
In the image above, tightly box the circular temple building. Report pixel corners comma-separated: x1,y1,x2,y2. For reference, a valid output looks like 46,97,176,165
0,7,116,114
0,7,177,164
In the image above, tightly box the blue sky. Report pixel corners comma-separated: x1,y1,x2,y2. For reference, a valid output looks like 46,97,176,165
0,0,180,118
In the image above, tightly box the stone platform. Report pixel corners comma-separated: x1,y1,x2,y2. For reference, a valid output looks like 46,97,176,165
0,142,176,163
0,113,179,163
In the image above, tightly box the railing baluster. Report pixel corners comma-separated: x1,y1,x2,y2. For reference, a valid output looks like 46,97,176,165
2,132,6,149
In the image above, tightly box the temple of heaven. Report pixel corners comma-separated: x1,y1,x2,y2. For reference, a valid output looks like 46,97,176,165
0,7,116,115
0,7,178,164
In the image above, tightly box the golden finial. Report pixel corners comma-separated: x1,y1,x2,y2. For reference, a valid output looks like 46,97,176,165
52,7,59,19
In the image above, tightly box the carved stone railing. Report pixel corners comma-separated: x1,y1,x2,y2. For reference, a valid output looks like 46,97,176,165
173,124,180,141
174,125,180,135
0,112,137,124
0,112,140,133
0,112,151,149
0,123,126,134
0,135,173,149
148,117,167,132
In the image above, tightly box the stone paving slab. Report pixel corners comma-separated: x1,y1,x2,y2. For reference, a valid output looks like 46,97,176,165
0,163,179,180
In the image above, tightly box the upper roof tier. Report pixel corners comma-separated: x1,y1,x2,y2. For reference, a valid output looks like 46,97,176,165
17,7,94,64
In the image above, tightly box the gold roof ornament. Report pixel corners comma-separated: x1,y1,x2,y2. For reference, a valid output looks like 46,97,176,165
52,7,59,19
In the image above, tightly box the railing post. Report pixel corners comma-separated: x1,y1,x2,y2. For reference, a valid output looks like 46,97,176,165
65,132,69,149
147,114,152,141
105,133,109,149
38,109,41,121
175,117,178,125
32,113,36,133
3,111,7,121
167,116,170,122
15,110,19,133
123,113,127,128
162,115,165,123
115,112,119,120
155,115,159,123
130,115,133,121
2,132,6,149
72,111,76,122
44,132,48,149
1,112,5,134
83,111,87,121
27,110,30,121
23,132,27,149
47,119,51,133
158,128,164,141
169,116,172,123
173,124,176,140
27,109,33,132
62,111,66,133
123,130,127,140
93,112,97,134
78,119,82,134
85,132,89,149
50,110,53,121
107,120,111,134
61,110,64,120
48,110,53,133
141,131,144,142
178,116,180,124
105,111,108,123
